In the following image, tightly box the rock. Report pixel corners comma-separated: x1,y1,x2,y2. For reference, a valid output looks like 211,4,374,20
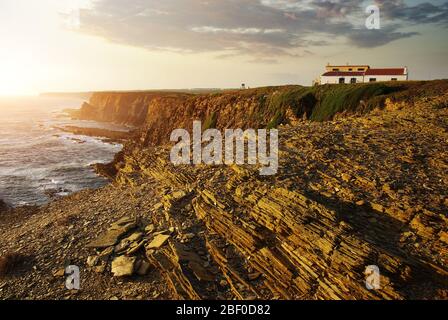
111,256,136,277
136,260,151,276
172,242,215,282
98,246,114,260
188,261,215,282
53,269,65,277
126,240,146,255
109,216,137,232
145,224,155,234
146,234,171,250
248,272,261,281
115,232,144,255
86,256,98,267
94,264,106,273
370,202,385,213
184,233,195,240
7,86,448,300
172,190,187,200
114,241,130,255
341,173,351,182
153,203,163,211
440,231,448,245
145,249,155,257
126,232,144,242
87,217,137,249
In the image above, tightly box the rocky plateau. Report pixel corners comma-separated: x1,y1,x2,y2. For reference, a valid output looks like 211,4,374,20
0,81,447,300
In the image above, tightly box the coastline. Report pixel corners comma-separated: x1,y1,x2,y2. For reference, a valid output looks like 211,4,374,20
1,82,447,300
54,125,132,144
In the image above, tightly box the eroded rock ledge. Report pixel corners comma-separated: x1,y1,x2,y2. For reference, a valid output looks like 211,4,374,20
0,83,447,300
106,92,447,299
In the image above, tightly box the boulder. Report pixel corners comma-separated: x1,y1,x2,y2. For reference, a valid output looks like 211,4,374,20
111,256,136,277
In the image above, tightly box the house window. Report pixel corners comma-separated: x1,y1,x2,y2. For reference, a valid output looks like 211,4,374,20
358,68,364,71
369,78,377,82
339,78,345,84
391,78,398,81
333,68,339,71
350,78,357,84
348,68,353,71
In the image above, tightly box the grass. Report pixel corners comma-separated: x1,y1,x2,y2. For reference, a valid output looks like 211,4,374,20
251,82,406,127
267,110,285,129
310,83,402,121
253,86,315,127
189,81,445,132
203,111,218,130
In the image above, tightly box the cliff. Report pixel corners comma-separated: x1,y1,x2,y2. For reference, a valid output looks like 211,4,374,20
110,90,448,299
78,81,448,146
1,81,447,300
76,92,193,126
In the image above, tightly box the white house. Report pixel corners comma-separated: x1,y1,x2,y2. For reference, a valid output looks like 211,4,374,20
319,65,408,85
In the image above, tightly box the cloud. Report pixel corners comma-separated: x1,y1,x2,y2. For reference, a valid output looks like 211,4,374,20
348,28,419,47
76,0,448,58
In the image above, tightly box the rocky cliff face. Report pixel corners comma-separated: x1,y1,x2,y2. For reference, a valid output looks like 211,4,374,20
78,92,193,126
79,81,448,146
1,81,446,300
110,91,447,299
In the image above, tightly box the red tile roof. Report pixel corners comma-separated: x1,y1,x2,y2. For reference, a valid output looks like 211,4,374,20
322,71,365,77
365,68,406,76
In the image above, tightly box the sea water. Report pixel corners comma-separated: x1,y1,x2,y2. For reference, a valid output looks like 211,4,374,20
0,96,126,206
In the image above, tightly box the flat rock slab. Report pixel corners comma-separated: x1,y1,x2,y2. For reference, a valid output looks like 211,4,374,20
146,234,171,250
87,229,128,249
87,217,137,249
110,216,136,231
111,256,136,277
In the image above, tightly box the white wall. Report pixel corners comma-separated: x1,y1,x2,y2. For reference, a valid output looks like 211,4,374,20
364,75,408,82
321,74,408,84
320,75,364,84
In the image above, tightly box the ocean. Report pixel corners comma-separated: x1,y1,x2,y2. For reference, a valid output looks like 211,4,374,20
0,96,126,206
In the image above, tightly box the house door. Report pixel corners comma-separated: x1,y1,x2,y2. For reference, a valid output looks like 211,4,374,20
339,78,345,84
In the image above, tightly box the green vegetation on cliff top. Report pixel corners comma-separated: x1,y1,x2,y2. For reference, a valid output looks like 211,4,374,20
231,80,448,128
260,82,404,126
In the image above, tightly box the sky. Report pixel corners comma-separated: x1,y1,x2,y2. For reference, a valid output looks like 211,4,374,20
0,0,447,95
